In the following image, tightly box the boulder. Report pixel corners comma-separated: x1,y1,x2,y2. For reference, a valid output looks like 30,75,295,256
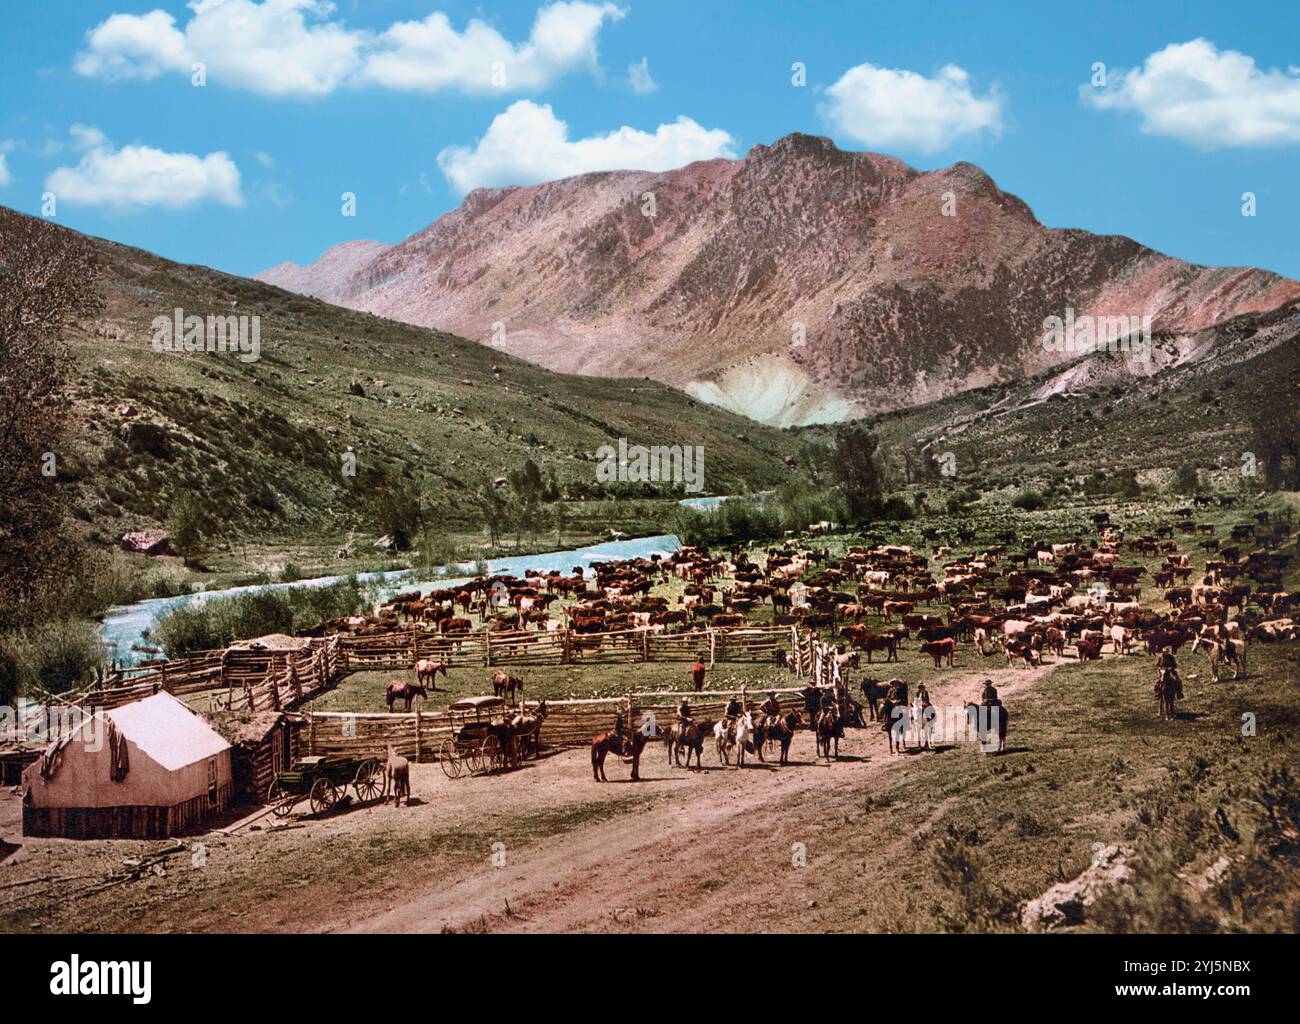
1020,844,1134,932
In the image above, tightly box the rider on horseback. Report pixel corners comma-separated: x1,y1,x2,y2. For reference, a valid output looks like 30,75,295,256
979,679,998,705
1156,646,1183,699
759,691,781,718
676,698,693,728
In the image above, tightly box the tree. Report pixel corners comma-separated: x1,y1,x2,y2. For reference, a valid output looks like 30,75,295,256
367,476,422,550
0,209,101,628
829,426,884,523
1170,464,1200,494
167,493,210,567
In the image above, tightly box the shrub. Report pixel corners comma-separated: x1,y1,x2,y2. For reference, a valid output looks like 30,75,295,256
2,619,106,697
1011,490,1046,511
152,576,376,657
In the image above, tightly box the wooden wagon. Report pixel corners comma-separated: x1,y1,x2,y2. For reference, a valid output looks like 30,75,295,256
267,755,386,816
438,695,528,778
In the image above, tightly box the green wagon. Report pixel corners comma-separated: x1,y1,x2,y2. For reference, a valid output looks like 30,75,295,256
268,755,387,817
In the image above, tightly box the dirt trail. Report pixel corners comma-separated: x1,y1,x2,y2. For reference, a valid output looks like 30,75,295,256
339,666,1049,934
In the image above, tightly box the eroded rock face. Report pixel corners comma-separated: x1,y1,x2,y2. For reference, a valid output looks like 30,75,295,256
1021,844,1135,932
257,134,1300,426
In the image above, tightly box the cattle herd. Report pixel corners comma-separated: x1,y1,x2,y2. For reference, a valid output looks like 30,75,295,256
318,502,1297,773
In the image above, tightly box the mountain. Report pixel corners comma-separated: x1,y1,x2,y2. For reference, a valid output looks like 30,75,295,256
257,133,1300,427
0,206,796,551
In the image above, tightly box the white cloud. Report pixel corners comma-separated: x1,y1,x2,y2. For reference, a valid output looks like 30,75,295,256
45,127,242,209
75,0,625,98
820,62,1003,153
1085,39,1300,148
364,2,623,93
254,150,276,169
436,100,736,193
627,56,657,94
0,153,11,188
70,124,109,150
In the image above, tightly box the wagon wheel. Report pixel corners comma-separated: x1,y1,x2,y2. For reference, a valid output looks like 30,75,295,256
353,759,385,802
479,735,501,773
267,779,296,818
309,777,340,815
465,739,485,775
439,739,463,779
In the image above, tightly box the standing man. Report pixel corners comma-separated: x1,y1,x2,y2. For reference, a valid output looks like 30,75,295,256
690,654,707,692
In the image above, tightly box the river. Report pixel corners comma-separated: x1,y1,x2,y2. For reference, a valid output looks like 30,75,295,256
99,532,685,666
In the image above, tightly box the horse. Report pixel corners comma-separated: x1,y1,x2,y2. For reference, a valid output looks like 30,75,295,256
963,701,1009,753
713,712,755,767
386,744,410,806
415,657,448,690
912,695,936,749
861,677,889,721
880,698,907,754
754,710,803,765
1191,634,1246,681
666,718,714,769
509,700,548,760
385,679,427,712
592,725,648,781
491,670,525,702
1154,669,1182,720
814,704,842,760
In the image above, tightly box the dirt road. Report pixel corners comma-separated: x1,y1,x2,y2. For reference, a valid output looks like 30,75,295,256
337,667,1048,933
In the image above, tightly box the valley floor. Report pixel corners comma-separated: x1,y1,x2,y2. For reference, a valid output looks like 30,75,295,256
3,642,1296,933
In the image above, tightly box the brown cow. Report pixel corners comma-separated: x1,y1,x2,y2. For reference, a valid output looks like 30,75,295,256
920,637,956,668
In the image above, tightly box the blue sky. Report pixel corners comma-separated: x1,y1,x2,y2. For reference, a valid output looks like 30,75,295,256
1,0,1298,280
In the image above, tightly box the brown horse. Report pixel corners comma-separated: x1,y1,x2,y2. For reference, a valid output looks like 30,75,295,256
386,745,410,806
814,704,842,760
963,701,1009,753
592,724,648,781
415,657,448,690
1154,669,1182,720
385,679,427,712
491,670,525,702
666,718,713,769
509,700,549,760
754,710,803,765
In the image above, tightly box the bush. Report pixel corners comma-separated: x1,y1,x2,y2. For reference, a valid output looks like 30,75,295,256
2,619,106,697
1011,489,1046,511
152,576,376,657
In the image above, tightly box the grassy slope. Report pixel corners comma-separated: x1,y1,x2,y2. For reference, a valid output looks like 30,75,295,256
804,302,1300,490
42,218,798,559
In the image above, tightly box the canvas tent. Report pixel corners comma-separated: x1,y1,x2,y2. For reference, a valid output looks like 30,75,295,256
23,691,232,839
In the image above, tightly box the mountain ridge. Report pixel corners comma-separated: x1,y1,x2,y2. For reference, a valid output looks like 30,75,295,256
257,133,1300,427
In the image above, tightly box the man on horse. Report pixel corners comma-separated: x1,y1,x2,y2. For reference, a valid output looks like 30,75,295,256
676,697,693,729
1156,646,1182,695
759,690,781,718
979,679,998,705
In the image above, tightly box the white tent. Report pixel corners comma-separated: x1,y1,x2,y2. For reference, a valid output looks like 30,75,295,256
23,691,232,839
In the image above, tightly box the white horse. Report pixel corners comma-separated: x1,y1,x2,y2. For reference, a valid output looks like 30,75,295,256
912,697,936,749
714,711,755,767
1192,634,1246,681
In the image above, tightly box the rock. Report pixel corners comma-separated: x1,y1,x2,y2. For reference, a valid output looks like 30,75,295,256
1020,844,1134,932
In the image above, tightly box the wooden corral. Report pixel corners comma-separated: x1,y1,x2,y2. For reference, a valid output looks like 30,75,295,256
301,686,814,762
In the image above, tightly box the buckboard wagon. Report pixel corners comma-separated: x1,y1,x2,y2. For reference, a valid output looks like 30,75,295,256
268,755,386,816
439,695,531,778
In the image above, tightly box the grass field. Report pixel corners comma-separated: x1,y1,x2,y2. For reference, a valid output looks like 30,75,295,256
4,491,1295,933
